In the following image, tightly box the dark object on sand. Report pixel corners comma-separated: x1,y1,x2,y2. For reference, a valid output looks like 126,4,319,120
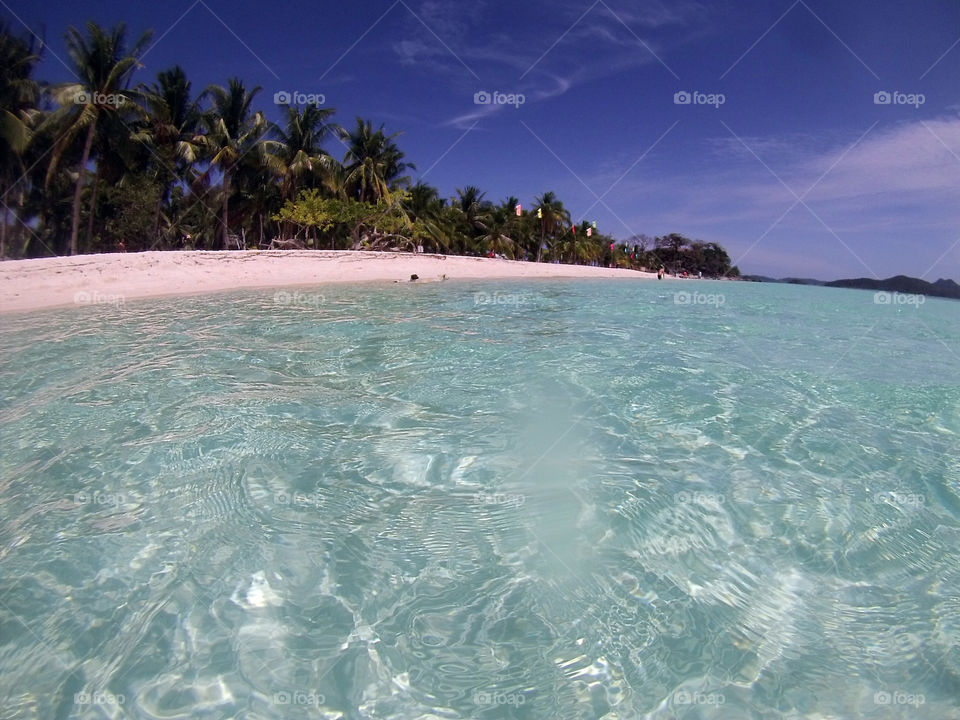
410,274,419,281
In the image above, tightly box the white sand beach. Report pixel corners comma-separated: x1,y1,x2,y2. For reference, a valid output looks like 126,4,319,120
0,250,659,314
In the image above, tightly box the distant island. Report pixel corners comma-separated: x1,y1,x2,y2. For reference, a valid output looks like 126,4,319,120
741,274,960,301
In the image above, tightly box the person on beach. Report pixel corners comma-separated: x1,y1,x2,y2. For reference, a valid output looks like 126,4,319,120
118,240,126,253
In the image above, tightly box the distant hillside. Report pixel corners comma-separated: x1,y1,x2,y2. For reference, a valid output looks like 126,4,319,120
741,275,825,285
781,277,826,286
742,274,959,300
824,275,960,301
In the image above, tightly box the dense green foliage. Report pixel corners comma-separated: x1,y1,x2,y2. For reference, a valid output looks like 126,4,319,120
0,20,738,276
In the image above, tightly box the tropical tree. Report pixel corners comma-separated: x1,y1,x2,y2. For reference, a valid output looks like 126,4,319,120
267,103,339,202
0,23,41,258
84,97,153,250
404,180,441,218
1,15,741,267
134,65,202,246
402,180,450,252
197,77,268,249
275,188,427,251
480,202,518,258
655,233,689,274
556,221,601,264
342,118,413,204
43,21,151,255
452,185,491,252
692,241,732,277
533,191,570,262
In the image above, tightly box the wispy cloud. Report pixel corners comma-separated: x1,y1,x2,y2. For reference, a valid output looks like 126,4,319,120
803,117,960,203
601,0,710,29
392,0,712,127
564,114,960,276
569,0,708,47
631,116,960,224
445,72,572,129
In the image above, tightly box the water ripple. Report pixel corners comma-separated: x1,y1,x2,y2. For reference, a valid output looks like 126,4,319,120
1,281,958,718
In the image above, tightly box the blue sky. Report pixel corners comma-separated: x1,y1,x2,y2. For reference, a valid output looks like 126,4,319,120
6,0,960,280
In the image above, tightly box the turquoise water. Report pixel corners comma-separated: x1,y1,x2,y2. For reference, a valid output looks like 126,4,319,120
0,279,958,719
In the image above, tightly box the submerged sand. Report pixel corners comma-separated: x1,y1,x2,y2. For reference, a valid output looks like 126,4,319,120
0,250,659,314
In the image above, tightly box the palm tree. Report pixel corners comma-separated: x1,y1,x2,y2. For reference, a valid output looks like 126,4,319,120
342,118,413,204
135,66,202,246
498,196,528,258
0,23,41,258
480,203,518,258
453,185,492,253
267,104,339,203
320,157,350,201
559,221,598,264
402,180,450,252
533,191,570,262
197,77,268,250
455,185,488,223
43,21,151,255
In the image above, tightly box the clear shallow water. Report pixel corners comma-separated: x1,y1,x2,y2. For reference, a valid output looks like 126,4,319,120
0,279,958,719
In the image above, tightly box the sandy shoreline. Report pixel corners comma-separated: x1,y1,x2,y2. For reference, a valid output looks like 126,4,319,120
0,250,660,314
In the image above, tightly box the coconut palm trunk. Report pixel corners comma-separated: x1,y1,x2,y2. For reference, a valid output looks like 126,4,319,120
152,191,164,245
46,23,152,256
69,120,97,255
85,161,103,248
0,199,6,259
221,168,230,250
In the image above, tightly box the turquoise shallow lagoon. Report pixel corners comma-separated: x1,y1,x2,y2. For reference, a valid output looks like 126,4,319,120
1,279,958,719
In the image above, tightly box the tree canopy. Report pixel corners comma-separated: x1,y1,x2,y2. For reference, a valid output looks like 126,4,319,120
0,20,738,278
